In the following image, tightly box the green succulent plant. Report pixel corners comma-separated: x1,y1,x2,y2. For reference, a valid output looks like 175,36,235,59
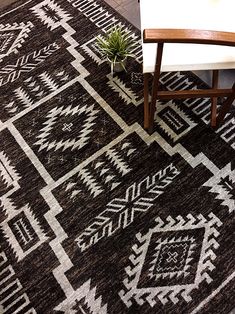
95,25,136,73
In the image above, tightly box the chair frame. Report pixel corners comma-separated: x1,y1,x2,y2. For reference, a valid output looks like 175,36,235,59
143,29,235,133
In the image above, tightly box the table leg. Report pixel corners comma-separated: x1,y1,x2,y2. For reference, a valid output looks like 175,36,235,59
211,70,219,127
144,73,150,129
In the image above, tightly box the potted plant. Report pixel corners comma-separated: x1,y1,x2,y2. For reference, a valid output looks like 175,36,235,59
95,25,136,74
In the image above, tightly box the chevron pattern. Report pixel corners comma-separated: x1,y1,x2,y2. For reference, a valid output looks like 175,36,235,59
59,139,136,202
0,22,33,60
107,74,143,106
0,42,60,87
76,163,180,251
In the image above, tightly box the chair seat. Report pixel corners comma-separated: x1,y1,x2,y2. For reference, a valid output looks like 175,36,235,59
143,43,235,73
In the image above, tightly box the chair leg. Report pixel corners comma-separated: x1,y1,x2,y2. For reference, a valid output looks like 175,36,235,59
210,70,219,127
149,43,164,134
216,82,235,126
144,73,150,129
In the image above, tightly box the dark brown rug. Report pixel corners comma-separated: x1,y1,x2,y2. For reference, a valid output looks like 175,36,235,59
0,0,235,313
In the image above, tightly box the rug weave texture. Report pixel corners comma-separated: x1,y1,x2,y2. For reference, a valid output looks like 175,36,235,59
0,0,235,313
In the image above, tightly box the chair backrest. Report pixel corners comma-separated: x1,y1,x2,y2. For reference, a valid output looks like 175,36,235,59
140,0,235,133
140,0,235,73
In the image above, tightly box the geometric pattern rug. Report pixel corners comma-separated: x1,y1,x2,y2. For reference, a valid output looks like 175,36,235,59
0,0,235,313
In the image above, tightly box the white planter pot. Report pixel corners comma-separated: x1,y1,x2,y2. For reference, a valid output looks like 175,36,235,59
108,57,127,73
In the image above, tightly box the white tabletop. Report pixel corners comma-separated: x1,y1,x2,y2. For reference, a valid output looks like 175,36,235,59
140,0,235,73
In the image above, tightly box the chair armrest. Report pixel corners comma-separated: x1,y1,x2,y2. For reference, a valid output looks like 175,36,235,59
143,29,235,46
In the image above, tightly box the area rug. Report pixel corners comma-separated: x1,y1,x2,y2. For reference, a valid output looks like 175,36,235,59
0,0,235,313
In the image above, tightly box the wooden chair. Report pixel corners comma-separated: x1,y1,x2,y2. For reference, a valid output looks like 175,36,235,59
140,0,235,134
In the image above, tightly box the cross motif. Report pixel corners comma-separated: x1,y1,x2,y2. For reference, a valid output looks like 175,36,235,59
31,118,37,127
69,95,76,102
94,138,101,147
46,154,52,164
166,251,178,263
36,108,41,116
27,130,33,137
99,128,106,136
102,117,107,125
62,123,73,132
82,95,89,102
57,95,63,102
73,156,80,163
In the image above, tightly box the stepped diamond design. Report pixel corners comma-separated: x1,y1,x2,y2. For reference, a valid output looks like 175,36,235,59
0,31,16,54
0,22,33,60
34,103,99,152
148,236,196,281
119,213,222,306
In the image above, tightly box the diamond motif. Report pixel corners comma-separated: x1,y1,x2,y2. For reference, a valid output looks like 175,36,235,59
34,103,99,152
0,32,16,54
148,236,196,281
119,213,222,306
0,22,33,60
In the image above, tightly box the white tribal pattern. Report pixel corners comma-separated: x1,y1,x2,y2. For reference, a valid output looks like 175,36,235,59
76,163,180,251
119,212,222,307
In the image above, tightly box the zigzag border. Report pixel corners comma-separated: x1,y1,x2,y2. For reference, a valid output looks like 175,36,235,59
119,212,222,307
0,22,33,61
